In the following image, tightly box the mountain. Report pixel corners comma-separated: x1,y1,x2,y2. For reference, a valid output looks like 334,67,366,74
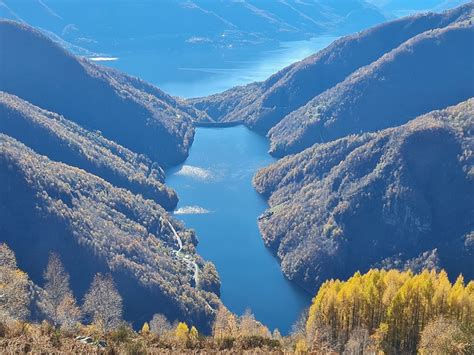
253,99,473,292
367,0,472,15
0,0,386,52
0,133,221,331
268,20,474,156
0,92,177,210
0,20,200,166
189,3,473,136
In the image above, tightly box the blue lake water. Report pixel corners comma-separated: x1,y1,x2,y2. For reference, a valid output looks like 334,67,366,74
103,36,338,98
166,126,311,334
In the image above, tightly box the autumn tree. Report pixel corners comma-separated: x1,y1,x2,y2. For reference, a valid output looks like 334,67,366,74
83,273,123,332
141,322,150,334
175,322,189,344
212,305,238,339
306,269,474,354
37,253,78,326
239,309,260,337
150,313,173,337
0,244,31,321
418,316,473,354
56,295,82,331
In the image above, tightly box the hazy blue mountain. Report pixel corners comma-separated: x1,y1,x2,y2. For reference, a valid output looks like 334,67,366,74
0,0,386,50
0,0,389,97
367,0,472,16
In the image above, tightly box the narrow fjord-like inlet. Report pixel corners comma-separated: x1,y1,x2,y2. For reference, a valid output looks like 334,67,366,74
166,126,310,334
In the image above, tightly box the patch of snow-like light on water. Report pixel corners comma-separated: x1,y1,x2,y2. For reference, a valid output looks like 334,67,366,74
89,56,119,62
175,165,214,181
174,206,211,215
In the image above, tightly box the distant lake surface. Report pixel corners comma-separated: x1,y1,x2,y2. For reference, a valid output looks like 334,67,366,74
166,126,311,334
100,36,338,98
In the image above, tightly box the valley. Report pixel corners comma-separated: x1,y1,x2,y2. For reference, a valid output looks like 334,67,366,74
166,126,310,334
0,1,473,353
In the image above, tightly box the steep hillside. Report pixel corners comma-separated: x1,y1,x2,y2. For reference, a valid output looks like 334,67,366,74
269,21,474,156
189,3,473,133
254,100,474,292
0,92,178,210
0,134,221,331
0,20,198,166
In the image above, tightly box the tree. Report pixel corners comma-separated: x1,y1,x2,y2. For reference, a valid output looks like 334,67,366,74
343,327,372,355
418,316,472,354
305,269,474,354
0,243,17,269
190,326,198,338
175,322,189,343
239,309,259,337
212,306,238,338
150,313,172,337
83,273,122,332
0,244,31,321
272,329,282,340
189,325,199,345
141,322,150,334
56,295,82,331
37,253,75,325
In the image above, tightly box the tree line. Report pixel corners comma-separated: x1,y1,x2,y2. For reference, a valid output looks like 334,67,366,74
300,268,473,354
1,243,472,353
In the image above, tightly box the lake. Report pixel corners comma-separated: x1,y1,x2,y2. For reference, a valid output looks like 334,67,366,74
102,36,338,98
166,126,311,334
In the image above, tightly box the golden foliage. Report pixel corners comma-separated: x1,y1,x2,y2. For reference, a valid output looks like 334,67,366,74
306,269,474,353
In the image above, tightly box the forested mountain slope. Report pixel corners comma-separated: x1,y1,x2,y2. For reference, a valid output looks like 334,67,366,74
0,134,221,331
0,20,198,166
0,92,177,210
268,20,474,156
189,3,473,134
254,99,474,292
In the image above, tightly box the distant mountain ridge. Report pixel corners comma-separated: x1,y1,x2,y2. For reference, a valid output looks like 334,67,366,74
0,0,386,52
190,2,473,140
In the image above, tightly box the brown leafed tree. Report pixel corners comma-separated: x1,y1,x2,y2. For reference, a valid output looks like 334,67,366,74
150,313,173,337
37,253,75,326
83,273,123,332
0,243,31,321
418,316,472,354
0,243,17,269
56,294,82,332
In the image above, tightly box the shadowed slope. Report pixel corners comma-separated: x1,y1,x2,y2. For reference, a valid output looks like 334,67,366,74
0,134,221,332
0,20,199,166
0,92,178,209
269,21,474,156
